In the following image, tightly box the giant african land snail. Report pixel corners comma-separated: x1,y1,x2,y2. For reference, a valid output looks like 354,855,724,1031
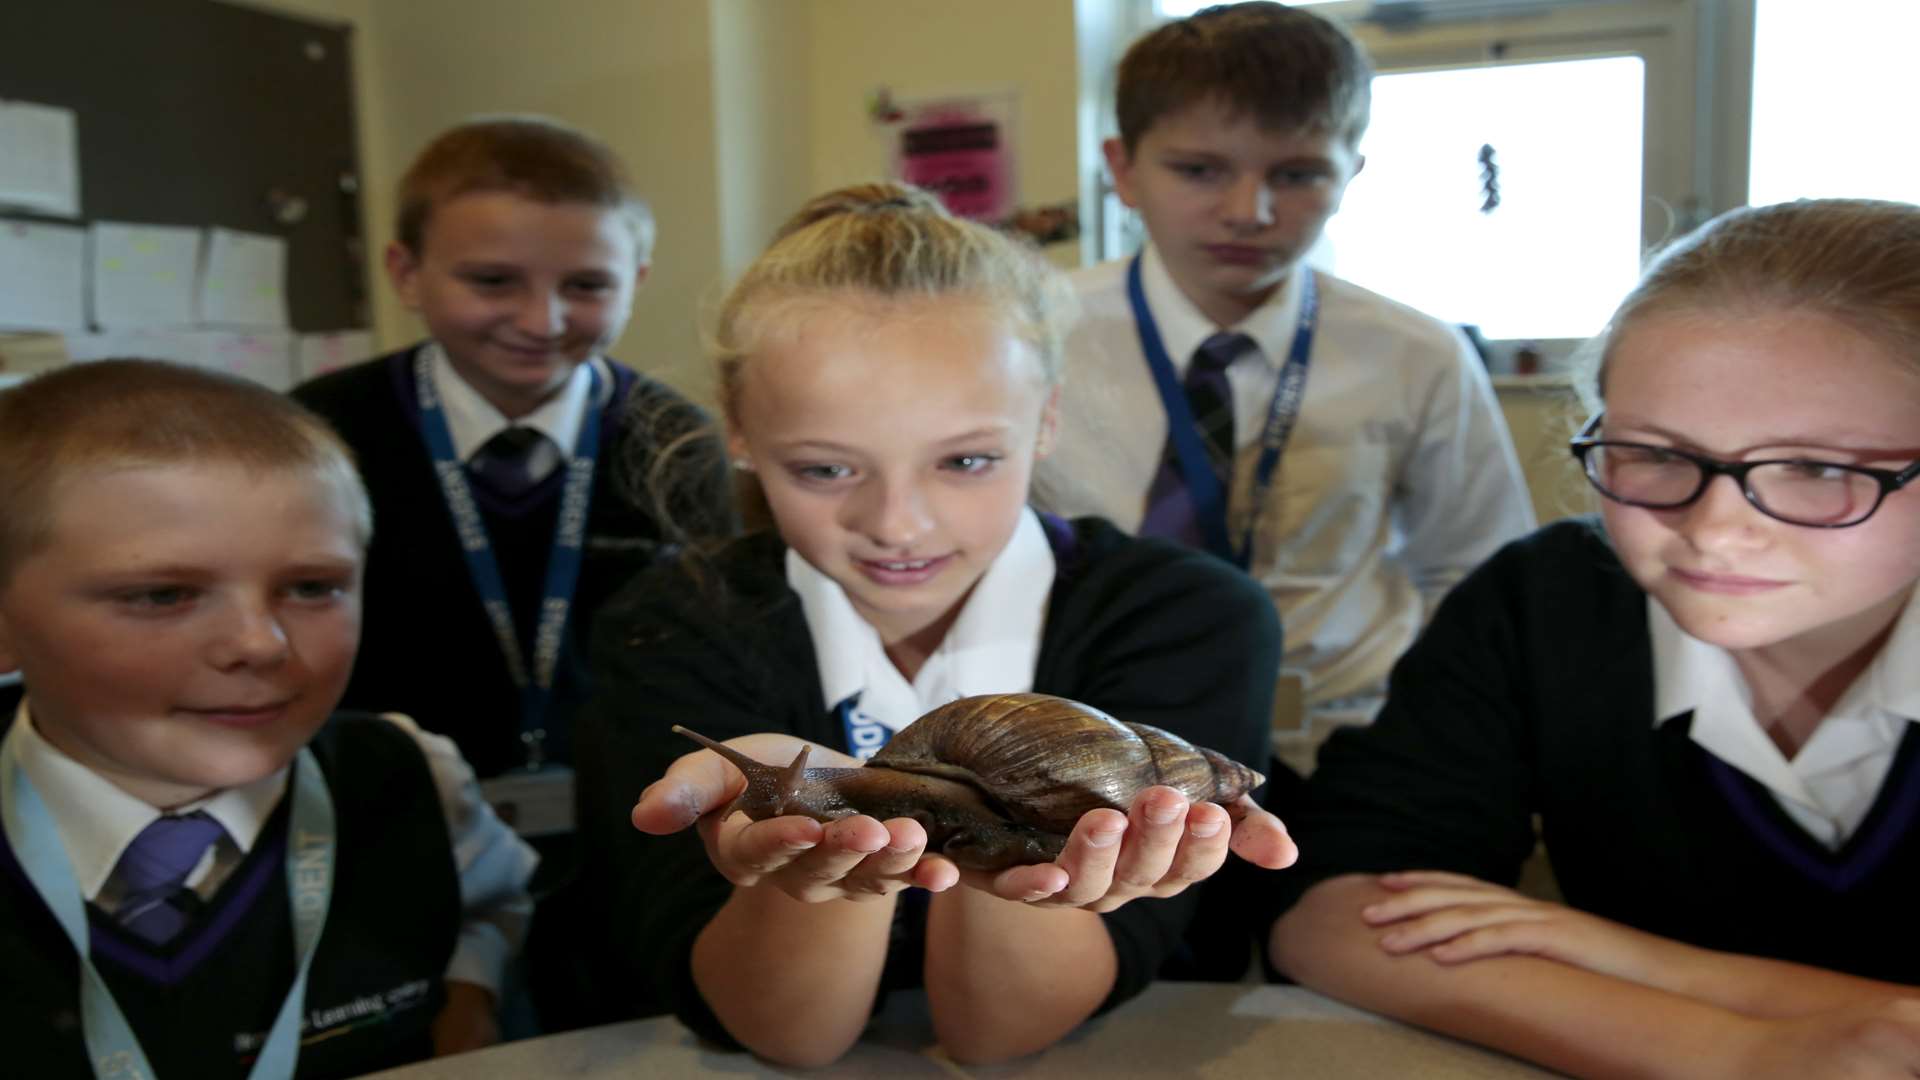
672,692,1264,871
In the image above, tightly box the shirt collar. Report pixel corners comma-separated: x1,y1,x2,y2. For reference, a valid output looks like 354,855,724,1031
3,698,288,900
1138,242,1306,376
788,507,1057,728
423,341,603,463
1649,588,1920,800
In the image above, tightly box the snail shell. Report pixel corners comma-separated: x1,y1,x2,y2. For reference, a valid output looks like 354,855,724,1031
672,692,1264,870
869,693,1261,834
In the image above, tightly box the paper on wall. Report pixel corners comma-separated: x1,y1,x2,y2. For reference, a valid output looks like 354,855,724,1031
186,329,297,390
295,329,373,383
92,222,202,329
0,220,87,331
197,227,289,328
0,101,80,218
0,332,72,377
64,329,202,366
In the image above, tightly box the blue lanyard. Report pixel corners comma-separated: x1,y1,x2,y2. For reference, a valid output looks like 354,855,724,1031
1,748,336,1080
415,353,602,768
1127,255,1319,569
837,694,892,761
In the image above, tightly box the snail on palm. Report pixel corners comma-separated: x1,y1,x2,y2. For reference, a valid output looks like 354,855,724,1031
673,692,1265,871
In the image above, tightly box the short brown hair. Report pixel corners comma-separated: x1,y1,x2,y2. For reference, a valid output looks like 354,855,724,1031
0,360,372,586
1115,2,1372,154
1591,199,1920,401
395,115,655,262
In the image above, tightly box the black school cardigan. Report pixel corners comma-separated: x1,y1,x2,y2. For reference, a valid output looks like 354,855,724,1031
291,346,732,778
1270,517,1920,983
567,515,1282,1040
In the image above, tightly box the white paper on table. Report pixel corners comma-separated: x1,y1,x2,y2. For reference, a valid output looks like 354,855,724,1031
196,227,289,328
183,329,297,390
295,329,373,383
92,222,202,329
0,220,87,331
63,329,202,366
0,101,81,218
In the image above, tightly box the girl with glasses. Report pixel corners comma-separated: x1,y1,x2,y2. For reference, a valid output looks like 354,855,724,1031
1265,198,1920,1077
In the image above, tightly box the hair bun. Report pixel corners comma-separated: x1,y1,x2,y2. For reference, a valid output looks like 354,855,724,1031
775,181,950,240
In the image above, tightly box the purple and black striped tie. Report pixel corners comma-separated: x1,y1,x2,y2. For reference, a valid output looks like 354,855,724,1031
468,426,550,500
1140,331,1256,548
112,812,226,945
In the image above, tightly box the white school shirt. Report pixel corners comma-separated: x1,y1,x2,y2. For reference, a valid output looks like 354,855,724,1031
1651,592,1920,850
788,508,1056,740
423,341,610,484
1032,245,1534,763
2,702,540,993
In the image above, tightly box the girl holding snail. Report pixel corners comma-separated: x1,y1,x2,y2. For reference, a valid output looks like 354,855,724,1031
1269,199,1920,1077
568,182,1295,1066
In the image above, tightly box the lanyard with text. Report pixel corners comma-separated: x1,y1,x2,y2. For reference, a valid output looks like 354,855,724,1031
415,354,601,768
1127,255,1319,569
838,694,892,761
1,748,336,1080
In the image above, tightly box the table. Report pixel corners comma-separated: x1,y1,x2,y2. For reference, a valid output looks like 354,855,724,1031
363,982,1562,1078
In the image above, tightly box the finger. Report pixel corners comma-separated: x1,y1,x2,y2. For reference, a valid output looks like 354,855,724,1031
716,815,825,878
1362,884,1528,925
1375,903,1547,954
990,861,1070,902
1378,869,1509,892
1160,800,1233,890
1107,787,1189,893
845,817,932,884
1050,808,1129,906
631,748,749,834
911,854,960,893
1425,923,1560,965
1222,798,1297,869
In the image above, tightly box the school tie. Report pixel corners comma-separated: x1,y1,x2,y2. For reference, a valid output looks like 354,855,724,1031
1139,331,1256,549
468,426,551,500
112,812,226,945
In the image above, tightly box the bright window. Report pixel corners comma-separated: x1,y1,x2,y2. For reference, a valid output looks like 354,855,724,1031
1748,0,1920,205
1314,56,1645,341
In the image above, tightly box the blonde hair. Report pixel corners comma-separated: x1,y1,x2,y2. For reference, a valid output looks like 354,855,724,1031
711,181,1078,425
1587,199,1920,405
0,360,372,586
396,114,654,262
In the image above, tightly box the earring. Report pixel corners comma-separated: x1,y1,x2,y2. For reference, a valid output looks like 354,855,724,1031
731,457,754,471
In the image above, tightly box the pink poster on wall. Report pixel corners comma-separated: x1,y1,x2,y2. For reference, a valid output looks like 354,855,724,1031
888,93,1018,224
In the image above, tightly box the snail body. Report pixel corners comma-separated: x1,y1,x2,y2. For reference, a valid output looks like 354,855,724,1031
672,692,1264,870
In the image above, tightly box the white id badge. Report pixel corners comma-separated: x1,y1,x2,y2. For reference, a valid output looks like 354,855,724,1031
478,765,576,838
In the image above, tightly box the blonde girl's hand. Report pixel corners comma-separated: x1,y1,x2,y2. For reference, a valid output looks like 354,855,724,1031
1361,869,1680,985
631,734,959,903
965,787,1297,914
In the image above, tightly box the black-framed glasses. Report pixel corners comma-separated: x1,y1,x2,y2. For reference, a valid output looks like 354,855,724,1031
1568,413,1920,528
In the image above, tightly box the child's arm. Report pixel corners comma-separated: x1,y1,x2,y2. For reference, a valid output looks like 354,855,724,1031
1275,873,1920,1079
1393,331,1535,615
633,733,955,1066
922,789,1293,1064
1357,869,1918,1019
380,714,540,1054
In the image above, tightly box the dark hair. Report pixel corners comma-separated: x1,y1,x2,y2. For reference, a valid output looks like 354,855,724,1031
395,115,654,260
1115,2,1373,154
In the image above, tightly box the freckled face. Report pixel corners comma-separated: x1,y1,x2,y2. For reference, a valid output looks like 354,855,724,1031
728,296,1057,646
1599,308,1920,664
387,191,644,418
1106,101,1362,326
0,464,365,808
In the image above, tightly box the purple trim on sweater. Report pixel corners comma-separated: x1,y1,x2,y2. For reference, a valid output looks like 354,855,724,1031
87,830,288,985
1038,511,1080,577
1705,744,1920,892
0,817,288,986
